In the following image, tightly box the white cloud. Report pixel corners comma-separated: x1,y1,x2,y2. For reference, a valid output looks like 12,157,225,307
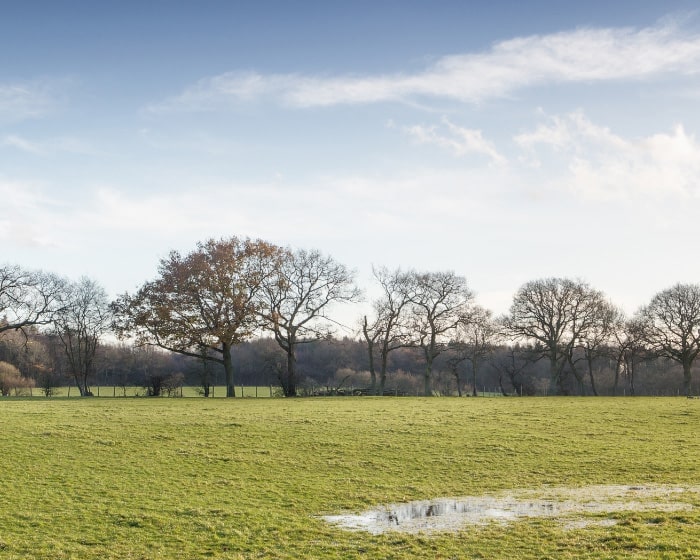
404,117,507,165
1,164,516,258
0,180,63,248
514,111,700,200
0,81,56,122
2,163,697,317
151,20,700,111
1,134,104,156
2,135,43,154
514,115,575,152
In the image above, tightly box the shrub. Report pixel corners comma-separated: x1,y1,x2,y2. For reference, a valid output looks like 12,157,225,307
0,361,35,396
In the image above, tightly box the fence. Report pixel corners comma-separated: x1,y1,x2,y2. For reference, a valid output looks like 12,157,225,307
22,386,277,398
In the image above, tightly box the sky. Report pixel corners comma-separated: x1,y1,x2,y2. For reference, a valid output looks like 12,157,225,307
3,0,700,331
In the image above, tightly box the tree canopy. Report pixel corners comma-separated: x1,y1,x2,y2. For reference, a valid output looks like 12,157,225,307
112,237,283,397
634,283,700,395
0,265,65,335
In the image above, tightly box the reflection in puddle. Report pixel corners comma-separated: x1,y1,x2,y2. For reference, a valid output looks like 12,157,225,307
380,497,557,524
323,484,698,534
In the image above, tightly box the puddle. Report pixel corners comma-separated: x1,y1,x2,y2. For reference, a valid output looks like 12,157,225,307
323,484,699,534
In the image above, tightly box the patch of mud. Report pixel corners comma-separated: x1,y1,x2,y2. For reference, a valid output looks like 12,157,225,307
322,484,699,534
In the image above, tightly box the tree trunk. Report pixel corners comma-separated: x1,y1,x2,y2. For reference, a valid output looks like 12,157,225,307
222,341,235,397
549,352,560,395
363,317,378,395
586,358,598,396
497,373,508,396
626,356,635,396
471,357,478,397
284,347,297,397
612,350,623,396
379,350,388,395
73,373,87,397
453,367,462,397
424,357,433,396
567,350,585,396
683,360,692,396
367,344,377,395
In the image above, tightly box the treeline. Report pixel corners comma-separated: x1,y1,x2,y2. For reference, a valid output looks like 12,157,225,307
1,237,699,397
0,330,692,397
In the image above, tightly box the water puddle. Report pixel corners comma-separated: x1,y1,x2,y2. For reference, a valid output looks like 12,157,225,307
323,484,698,534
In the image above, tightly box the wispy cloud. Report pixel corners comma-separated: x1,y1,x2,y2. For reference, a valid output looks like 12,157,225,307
0,81,57,122
404,117,507,165
1,134,99,156
151,20,700,111
2,135,43,154
514,111,700,200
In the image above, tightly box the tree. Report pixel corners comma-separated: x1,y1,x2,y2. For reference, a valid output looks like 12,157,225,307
449,306,497,397
634,283,700,396
361,267,413,395
54,277,112,396
112,237,282,397
576,302,623,396
260,248,360,397
504,278,610,395
145,370,184,397
193,347,216,397
491,345,537,396
0,265,65,335
612,318,650,396
407,271,474,396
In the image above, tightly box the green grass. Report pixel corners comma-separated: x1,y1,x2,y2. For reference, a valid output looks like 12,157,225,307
0,397,698,559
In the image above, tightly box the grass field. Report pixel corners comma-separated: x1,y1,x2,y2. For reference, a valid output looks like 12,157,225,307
0,397,698,559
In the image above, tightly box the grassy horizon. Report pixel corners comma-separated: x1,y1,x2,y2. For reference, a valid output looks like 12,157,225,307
0,397,698,558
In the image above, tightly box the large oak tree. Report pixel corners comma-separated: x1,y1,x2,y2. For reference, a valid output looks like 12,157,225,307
634,283,700,396
112,237,282,397
504,278,611,395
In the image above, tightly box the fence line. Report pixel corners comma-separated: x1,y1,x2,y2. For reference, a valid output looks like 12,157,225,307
28,386,276,398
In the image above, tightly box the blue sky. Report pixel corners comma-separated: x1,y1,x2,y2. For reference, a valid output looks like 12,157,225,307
3,1,700,328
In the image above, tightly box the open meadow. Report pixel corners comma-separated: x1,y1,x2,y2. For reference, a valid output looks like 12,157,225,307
0,397,698,559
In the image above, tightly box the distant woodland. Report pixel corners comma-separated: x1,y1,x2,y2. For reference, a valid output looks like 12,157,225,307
2,236,699,398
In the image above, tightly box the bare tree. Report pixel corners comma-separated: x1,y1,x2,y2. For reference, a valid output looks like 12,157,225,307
112,237,283,397
450,306,497,397
492,345,536,396
612,318,650,396
576,302,623,396
361,267,412,395
634,283,700,396
407,271,474,396
53,277,112,396
260,248,360,397
0,265,65,335
504,278,610,395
